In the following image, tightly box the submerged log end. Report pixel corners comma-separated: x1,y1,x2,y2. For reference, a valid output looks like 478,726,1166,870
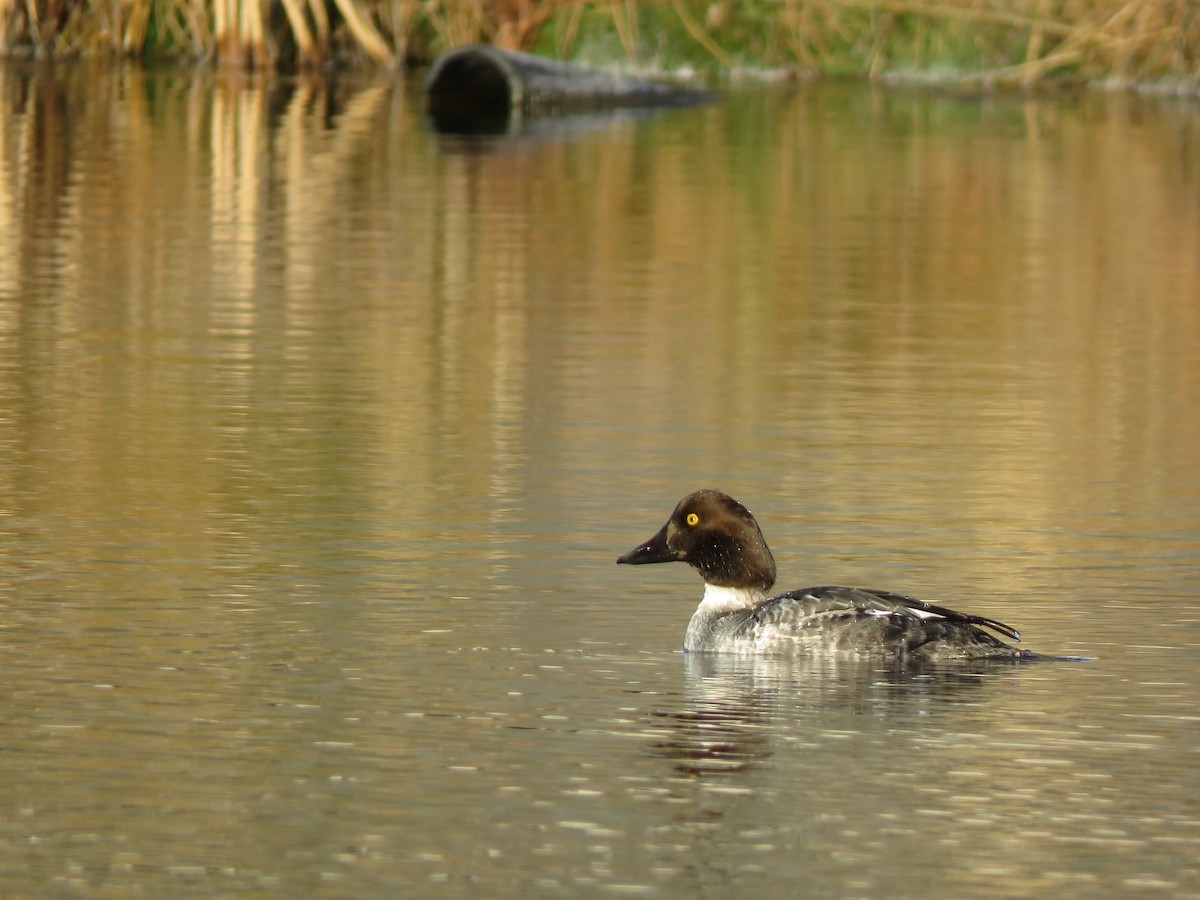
424,44,524,112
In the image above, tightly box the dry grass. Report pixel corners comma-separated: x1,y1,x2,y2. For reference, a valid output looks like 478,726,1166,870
0,0,1195,89
783,0,1200,87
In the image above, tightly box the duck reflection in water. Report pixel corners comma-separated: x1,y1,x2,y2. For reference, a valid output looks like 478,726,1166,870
645,652,1020,779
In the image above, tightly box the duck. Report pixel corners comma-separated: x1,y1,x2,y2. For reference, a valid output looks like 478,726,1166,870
617,489,1045,659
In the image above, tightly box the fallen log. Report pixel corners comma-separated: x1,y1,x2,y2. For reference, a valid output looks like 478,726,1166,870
424,44,711,132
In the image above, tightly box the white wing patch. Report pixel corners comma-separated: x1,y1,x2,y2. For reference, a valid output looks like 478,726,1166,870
864,607,945,620
910,608,945,620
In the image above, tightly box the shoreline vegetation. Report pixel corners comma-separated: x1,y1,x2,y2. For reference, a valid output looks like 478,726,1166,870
0,0,1196,92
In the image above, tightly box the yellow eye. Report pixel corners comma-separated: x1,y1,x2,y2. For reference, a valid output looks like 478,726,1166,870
686,513,700,526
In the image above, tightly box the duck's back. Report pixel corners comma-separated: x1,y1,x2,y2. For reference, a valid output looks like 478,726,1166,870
688,585,1025,659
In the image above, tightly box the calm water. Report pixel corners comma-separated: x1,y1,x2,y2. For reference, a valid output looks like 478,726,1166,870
1,63,1198,896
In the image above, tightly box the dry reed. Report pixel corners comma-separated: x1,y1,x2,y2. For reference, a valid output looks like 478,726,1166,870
0,0,1194,89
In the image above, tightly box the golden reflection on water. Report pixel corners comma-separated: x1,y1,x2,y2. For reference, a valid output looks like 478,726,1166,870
0,79,1190,535
0,62,1198,896
0,66,1195,627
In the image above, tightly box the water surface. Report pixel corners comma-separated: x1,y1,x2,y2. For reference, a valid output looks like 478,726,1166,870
0,64,1198,895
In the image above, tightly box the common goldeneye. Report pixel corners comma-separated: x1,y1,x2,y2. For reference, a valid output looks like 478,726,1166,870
618,489,1045,659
